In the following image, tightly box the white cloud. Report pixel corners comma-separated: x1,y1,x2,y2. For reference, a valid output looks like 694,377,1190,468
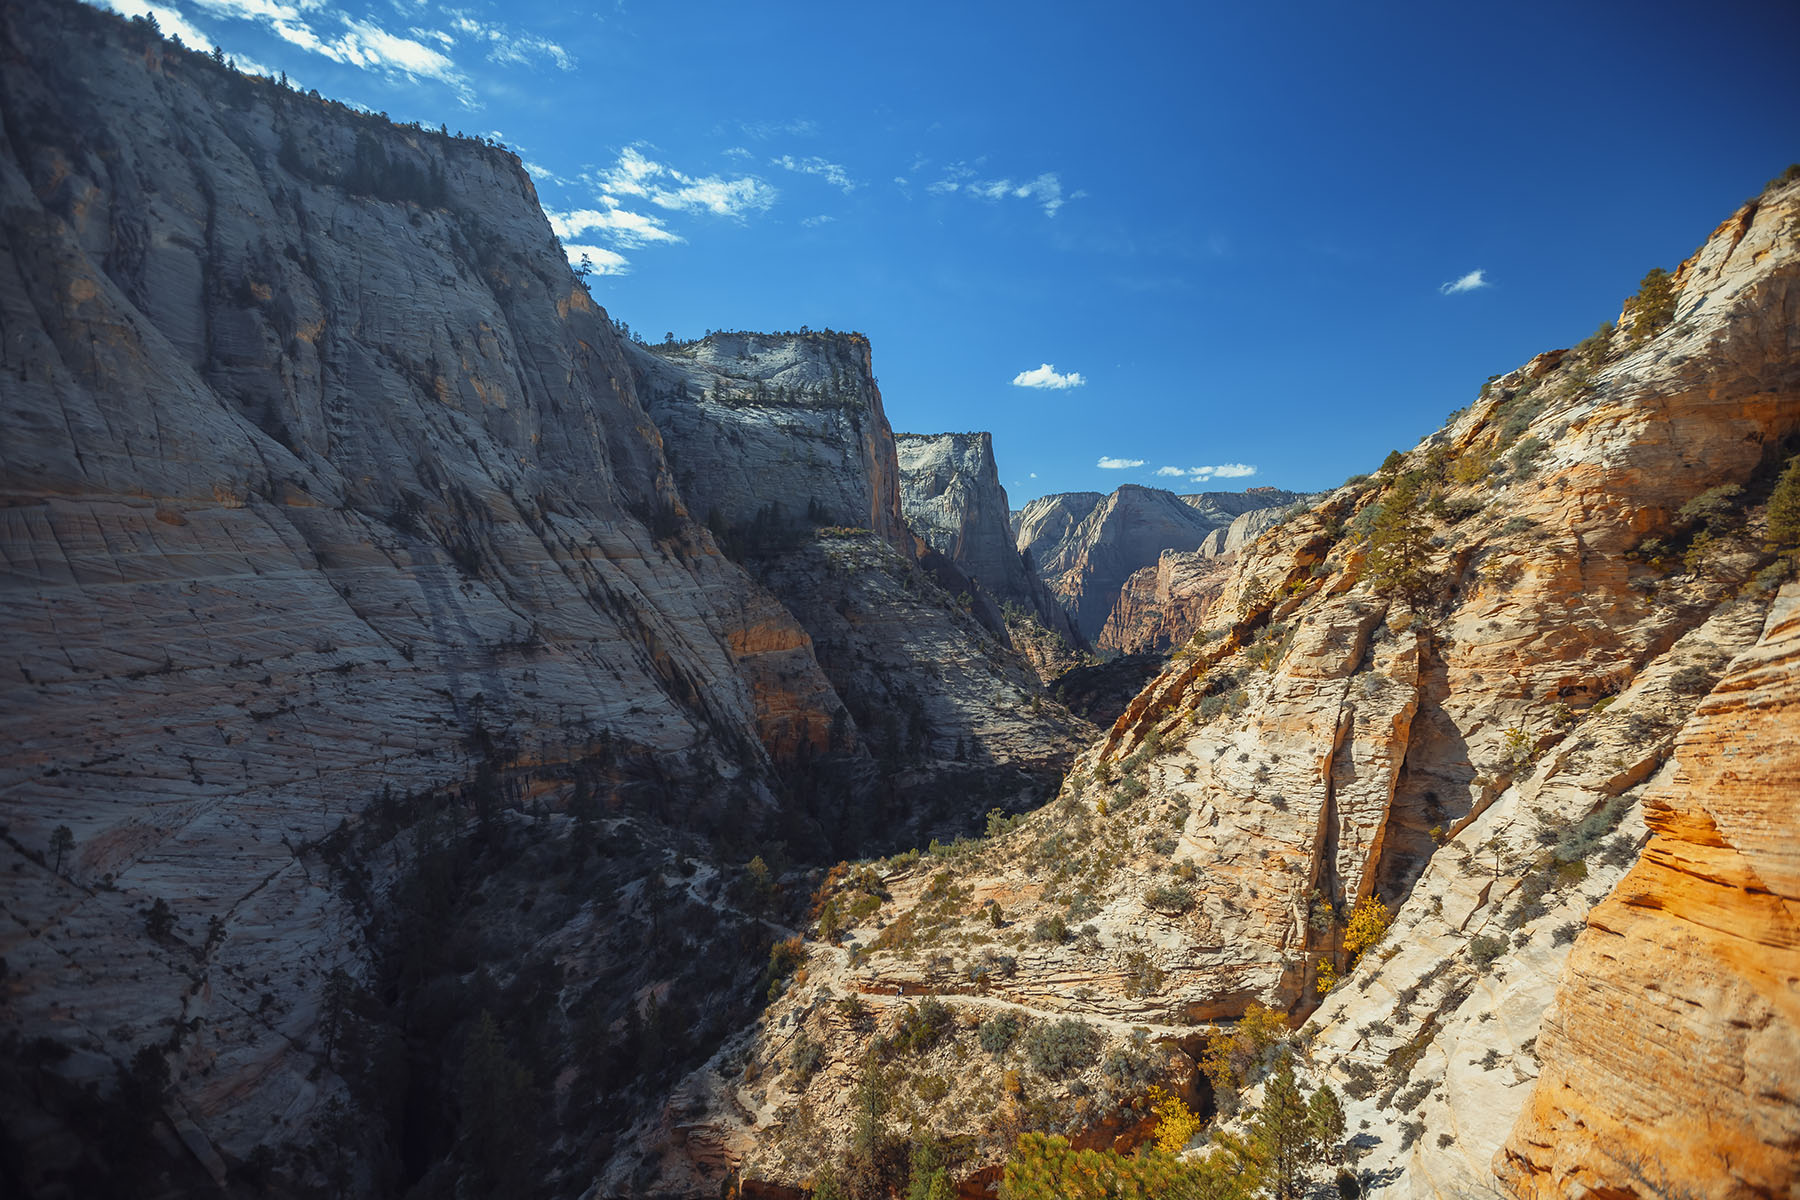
1154,466,1186,477
772,154,858,193
722,146,753,159
1097,456,1145,470
599,146,776,218
442,13,575,71
181,0,476,103
99,0,215,53
1011,363,1086,390
800,214,835,228
564,244,630,276
1029,472,1038,478
931,165,1080,216
1440,268,1489,295
547,204,683,248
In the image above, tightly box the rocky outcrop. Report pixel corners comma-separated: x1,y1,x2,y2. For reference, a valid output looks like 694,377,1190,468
1014,485,1218,640
1017,485,1311,644
1097,549,1231,653
1496,583,1800,1200
896,431,1083,659
659,178,1800,1197
631,331,910,550
630,344,1094,831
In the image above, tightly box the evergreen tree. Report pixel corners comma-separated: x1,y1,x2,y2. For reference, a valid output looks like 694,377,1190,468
1627,267,1677,342
1251,1053,1315,1200
1363,476,1430,601
50,824,74,874
1766,455,1800,552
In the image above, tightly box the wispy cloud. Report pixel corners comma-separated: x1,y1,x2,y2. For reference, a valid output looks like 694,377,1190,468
722,146,753,160
1156,463,1258,481
547,204,683,248
564,244,630,276
1012,363,1086,390
772,154,858,194
1097,456,1145,470
739,118,819,141
801,214,835,228
1440,268,1489,295
598,146,777,217
931,164,1082,216
443,12,575,71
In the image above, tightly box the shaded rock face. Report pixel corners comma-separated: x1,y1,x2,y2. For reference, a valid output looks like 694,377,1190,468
630,331,909,549
1496,584,1800,1200
631,346,1095,836
896,431,1083,654
651,182,1800,1197
1098,548,1231,653
0,5,1078,1196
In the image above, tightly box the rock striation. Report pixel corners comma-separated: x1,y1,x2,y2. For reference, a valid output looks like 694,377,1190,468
1496,583,1800,1200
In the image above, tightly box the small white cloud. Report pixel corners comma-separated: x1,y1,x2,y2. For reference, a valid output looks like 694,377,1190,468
931,165,1077,216
1179,463,1257,480
772,154,858,193
739,118,819,141
600,146,776,218
1440,268,1489,295
1029,472,1038,478
1097,456,1145,470
722,146,754,159
800,214,835,228
1011,363,1086,390
548,204,683,249
564,244,630,276
1154,466,1186,477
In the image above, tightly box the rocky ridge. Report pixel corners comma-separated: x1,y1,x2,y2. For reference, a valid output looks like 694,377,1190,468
1015,484,1308,647
0,4,1084,1195
648,178,1800,1197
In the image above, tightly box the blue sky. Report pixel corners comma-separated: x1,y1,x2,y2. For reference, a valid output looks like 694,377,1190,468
97,0,1799,503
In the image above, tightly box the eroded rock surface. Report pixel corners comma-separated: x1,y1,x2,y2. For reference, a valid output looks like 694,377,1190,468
1496,583,1800,1200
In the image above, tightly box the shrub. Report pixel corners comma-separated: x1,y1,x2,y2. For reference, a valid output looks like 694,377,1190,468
1143,883,1194,915
1022,1018,1101,1077
889,998,954,1057
1341,1061,1378,1100
763,936,806,999
1030,914,1069,943
1668,665,1714,695
790,1035,825,1081
978,1013,1020,1055
1468,935,1507,969
1122,950,1165,997
1766,455,1800,552
1341,896,1391,965
1146,1084,1201,1153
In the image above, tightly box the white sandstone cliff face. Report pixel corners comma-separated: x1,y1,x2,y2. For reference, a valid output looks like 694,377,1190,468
896,431,1084,656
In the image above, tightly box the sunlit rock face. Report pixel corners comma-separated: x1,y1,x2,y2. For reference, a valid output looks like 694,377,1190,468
1497,583,1800,1200
641,180,1800,1198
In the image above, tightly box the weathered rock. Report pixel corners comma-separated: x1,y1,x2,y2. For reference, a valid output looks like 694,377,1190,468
1496,583,1800,1200
896,430,1082,654
1098,548,1231,653
1014,485,1218,640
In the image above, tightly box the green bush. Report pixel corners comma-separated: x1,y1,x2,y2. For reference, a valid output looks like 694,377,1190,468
1468,935,1507,969
1766,455,1800,551
1030,914,1069,943
888,998,955,1057
1022,1018,1101,1077
978,1013,1020,1055
1143,883,1194,915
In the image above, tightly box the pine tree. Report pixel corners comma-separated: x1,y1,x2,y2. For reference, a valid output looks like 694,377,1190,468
50,825,74,874
1363,476,1430,601
1251,1053,1316,1200
1627,267,1677,342
1766,455,1800,552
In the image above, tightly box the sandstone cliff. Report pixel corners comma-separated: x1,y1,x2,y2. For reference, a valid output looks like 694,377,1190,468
1014,485,1218,640
1017,484,1308,646
0,4,1075,1195
1496,583,1800,1200
896,431,1084,666
630,340,1094,830
650,178,1800,1197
